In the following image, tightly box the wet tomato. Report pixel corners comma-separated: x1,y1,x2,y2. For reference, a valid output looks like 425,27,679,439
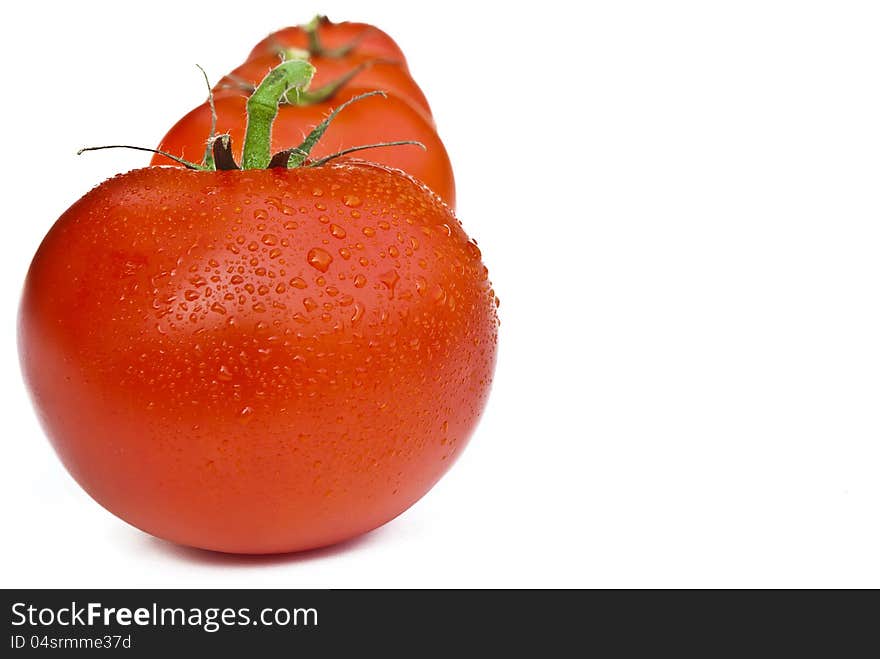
19,163,497,554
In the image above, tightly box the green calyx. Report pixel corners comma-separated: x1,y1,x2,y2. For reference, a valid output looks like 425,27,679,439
262,16,360,60
302,14,363,58
241,59,315,169
78,61,425,172
222,54,398,108
267,90,422,170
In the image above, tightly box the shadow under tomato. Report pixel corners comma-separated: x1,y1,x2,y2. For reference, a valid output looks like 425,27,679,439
140,527,388,566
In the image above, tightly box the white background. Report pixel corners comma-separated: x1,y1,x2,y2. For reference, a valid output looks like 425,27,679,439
1,0,879,588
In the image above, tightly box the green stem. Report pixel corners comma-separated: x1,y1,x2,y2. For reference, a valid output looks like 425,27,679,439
241,59,315,170
304,15,325,55
226,60,393,106
303,14,363,58
299,66,363,104
287,91,386,168
77,145,207,170
308,141,425,167
295,59,395,105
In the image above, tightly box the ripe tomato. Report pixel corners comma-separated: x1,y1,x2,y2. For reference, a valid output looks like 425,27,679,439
216,53,433,123
19,163,498,554
152,91,456,207
249,17,407,65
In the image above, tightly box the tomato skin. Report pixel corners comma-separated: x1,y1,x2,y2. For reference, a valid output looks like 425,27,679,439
216,53,433,123
248,20,407,66
152,91,455,207
19,165,497,554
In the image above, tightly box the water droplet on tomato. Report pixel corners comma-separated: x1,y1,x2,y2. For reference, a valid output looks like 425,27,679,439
379,270,400,298
329,224,347,239
307,247,332,272
239,406,255,423
122,261,140,276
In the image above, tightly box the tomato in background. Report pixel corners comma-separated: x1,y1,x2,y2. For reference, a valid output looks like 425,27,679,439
152,92,456,207
248,16,407,66
215,53,433,124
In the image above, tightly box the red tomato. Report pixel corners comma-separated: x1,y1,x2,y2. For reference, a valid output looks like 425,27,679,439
249,17,407,65
216,53,433,123
19,164,498,554
152,91,456,207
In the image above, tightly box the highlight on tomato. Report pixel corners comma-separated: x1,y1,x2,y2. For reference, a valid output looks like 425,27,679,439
19,60,498,554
